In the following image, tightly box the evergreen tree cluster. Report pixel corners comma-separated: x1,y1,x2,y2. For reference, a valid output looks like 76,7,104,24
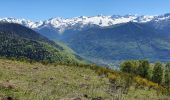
120,60,170,88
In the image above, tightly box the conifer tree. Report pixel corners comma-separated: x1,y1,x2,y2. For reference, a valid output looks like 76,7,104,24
137,60,149,79
164,62,170,87
152,62,163,84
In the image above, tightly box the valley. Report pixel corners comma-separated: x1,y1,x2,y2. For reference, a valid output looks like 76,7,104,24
0,14,170,100
2,14,170,66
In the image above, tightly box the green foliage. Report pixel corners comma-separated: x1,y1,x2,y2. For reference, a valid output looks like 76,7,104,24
152,62,163,84
120,60,150,79
134,76,161,90
120,60,170,94
0,23,85,65
86,61,166,93
164,62,170,88
120,60,138,74
164,71,170,88
137,60,150,79
165,62,170,71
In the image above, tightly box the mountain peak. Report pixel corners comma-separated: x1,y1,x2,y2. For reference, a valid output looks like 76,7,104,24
0,14,166,32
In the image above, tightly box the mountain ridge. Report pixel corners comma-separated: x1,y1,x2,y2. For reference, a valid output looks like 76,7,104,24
1,13,169,39
0,14,161,31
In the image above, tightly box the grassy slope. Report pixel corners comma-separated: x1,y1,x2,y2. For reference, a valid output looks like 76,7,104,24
0,59,110,99
0,59,169,100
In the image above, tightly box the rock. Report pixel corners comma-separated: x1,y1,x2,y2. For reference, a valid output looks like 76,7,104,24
73,97,81,100
6,96,13,100
49,77,54,80
92,97,103,100
79,84,89,89
83,94,88,98
0,82,16,89
33,67,38,70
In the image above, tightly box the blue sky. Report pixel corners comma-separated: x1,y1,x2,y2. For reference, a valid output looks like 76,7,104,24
0,0,170,20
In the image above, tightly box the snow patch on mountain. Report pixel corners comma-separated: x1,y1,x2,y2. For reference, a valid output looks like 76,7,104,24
2,14,170,32
0,18,43,28
133,15,155,23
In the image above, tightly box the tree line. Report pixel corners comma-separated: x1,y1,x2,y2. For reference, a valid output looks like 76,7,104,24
120,60,170,88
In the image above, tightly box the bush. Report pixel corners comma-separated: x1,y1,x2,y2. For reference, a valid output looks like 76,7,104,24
120,60,138,74
134,76,160,90
120,60,150,79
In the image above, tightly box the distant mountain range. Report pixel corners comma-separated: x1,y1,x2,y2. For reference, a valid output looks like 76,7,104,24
0,14,156,31
0,13,170,39
1,13,170,66
1,13,170,31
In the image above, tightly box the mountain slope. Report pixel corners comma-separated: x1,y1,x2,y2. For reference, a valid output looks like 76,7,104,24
62,22,170,66
1,14,170,66
148,13,170,37
0,22,83,64
0,59,111,99
0,59,168,99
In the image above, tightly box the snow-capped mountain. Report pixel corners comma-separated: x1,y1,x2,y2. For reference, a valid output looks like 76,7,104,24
0,15,156,32
0,17,43,28
1,13,170,33
149,13,170,30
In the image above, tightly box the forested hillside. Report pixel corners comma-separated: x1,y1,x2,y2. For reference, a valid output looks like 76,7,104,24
0,22,84,64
